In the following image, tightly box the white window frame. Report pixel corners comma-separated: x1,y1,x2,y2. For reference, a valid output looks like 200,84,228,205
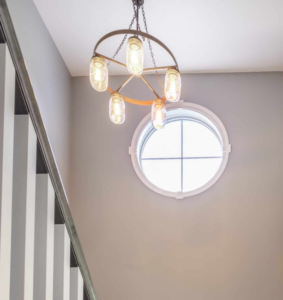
129,101,231,199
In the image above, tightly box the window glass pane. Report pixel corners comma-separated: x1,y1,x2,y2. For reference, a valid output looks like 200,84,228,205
183,158,222,192
142,159,181,192
183,121,222,157
142,121,181,158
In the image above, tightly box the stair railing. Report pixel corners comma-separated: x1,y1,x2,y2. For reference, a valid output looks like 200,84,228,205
0,1,97,299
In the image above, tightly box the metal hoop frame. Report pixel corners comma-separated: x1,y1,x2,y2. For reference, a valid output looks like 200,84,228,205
93,29,180,106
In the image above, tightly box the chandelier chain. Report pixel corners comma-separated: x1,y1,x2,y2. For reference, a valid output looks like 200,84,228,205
132,1,142,33
107,13,136,67
108,2,165,97
142,6,164,96
108,1,142,67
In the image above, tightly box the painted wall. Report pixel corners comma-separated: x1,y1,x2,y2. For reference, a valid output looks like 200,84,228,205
7,0,72,195
70,73,283,300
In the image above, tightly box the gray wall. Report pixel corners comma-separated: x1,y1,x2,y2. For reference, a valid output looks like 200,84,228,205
7,0,72,195
70,73,283,300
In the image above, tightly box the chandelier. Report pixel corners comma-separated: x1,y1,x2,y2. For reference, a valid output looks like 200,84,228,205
89,0,181,129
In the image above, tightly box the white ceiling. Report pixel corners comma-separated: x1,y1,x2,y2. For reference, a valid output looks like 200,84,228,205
33,0,283,76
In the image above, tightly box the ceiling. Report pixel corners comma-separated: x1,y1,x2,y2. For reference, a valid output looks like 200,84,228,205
33,0,283,77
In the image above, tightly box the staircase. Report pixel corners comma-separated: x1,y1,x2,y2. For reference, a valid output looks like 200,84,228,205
0,1,96,300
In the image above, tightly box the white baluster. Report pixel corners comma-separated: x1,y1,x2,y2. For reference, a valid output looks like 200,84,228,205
34,174,55,300
70,267,84,300
10,115,37,300
54,224,70,300
0,44,15,300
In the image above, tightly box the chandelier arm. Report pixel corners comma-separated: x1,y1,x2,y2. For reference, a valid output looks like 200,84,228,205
107,87,165,106
140,76,161,99
94,52,127,68
116,75,134,92
144,65,177,72
93,29,179,71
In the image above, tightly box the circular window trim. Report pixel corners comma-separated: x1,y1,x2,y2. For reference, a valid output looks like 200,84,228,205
129,101,231,199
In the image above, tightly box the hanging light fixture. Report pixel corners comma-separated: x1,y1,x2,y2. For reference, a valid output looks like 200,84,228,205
90,0,181,129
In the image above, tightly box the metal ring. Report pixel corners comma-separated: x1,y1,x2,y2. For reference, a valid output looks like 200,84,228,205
93,29,179,105
93,29,179,71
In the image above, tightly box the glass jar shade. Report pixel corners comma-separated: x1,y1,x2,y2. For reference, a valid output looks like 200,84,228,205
151,99,166,129
164,69,181,102
89,56,108,92
126,37,144,76
109,93,125,124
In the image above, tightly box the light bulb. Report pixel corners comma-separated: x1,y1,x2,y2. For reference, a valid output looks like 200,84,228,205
109,92,125,124
89,56,108,92
151,99,166,129
164,68,181,102
126,36,144,76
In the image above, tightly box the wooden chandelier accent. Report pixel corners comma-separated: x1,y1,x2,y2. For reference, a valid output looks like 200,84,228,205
93,29,180,106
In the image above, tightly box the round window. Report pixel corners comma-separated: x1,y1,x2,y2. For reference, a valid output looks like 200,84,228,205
130,101,231,199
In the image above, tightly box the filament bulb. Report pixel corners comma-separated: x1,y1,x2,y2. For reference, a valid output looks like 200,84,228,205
164,68,181,102
109,92,125,124
126,36,144,76
89,56,108,92
151,99,166,129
